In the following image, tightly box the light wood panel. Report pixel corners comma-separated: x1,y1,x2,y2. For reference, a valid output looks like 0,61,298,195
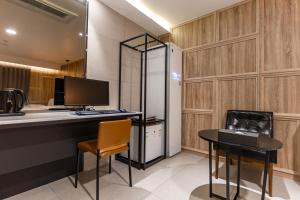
218,38,257,75
158,33,172,43
262,0,300,72
168,0,300,177
28,72,56,105
197,14,216,46
184,81,214,110
172,14,215,49
184,47,217,79
262,74,300,114
182,112,213,152
273,118,300,174
29,59,84,105
219,78,257,126
217,0,257,41
61,59,85,78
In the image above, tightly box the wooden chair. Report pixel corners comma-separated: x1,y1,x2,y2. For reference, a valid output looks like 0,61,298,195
215,110,276,197
74,119,132,200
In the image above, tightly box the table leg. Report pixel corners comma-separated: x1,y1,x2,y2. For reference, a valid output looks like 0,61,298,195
208,141,212,198
225,151,230,200
138,114,142,170
234,155,241,200
261,152,270,200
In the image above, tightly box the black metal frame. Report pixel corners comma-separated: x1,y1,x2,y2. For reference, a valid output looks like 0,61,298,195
83,0,89,78
208,142,270,200
116,33,168,169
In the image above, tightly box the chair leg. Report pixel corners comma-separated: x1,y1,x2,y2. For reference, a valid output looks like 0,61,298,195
268,163,273,197
215,150,219,179
109,156,112,174
96,150,100,200
75,148,80,188
128,143,132,187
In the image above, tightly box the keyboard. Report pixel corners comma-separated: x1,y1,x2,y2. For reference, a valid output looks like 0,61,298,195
75,111,100,115
97,110,122,114
75,109,128,115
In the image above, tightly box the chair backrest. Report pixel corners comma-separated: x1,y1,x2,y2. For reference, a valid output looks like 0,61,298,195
97,119,132,150
225,110,273,137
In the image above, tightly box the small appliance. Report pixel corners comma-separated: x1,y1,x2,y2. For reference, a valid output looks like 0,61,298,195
0,88,26,116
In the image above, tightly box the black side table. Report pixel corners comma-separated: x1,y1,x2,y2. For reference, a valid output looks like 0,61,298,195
199,129,282,200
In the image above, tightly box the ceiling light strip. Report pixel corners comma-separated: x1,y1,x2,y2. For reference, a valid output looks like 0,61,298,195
126,0,171,32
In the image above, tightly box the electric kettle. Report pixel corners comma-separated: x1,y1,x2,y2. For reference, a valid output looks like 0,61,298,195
0,88,26,115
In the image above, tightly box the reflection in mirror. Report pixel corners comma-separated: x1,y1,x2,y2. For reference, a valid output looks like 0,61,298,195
0,0,87,110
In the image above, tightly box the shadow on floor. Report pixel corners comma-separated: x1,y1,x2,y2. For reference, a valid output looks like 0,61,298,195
216,162,290,199
189,184,270,200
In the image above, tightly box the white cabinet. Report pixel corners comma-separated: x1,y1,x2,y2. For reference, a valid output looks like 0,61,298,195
145,124,163,162
121,123,164,163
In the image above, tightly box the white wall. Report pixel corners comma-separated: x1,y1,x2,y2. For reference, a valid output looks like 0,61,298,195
86,0,146,109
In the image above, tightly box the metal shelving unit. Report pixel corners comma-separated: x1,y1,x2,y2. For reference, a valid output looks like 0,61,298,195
115,33,168,170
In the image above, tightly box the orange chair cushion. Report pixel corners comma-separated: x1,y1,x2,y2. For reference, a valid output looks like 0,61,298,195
78,139,128,158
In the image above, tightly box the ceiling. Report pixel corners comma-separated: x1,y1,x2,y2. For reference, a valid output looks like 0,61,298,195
0,0,86,69
100,0,243,36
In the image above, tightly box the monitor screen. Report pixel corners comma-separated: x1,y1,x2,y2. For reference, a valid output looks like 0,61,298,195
54,78,64,105
64,77,109,106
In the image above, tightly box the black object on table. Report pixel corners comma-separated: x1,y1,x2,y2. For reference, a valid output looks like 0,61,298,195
199,129,282,200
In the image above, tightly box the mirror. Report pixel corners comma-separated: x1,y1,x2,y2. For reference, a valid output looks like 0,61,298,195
0,0,87,110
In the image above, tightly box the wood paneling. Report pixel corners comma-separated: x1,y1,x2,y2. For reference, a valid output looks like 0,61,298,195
182,112,213,152
263,0,300,72
217,0,257,41
28,72,56,105
61,59,85,78
172,0,300,177
158,33,172,43
184,81,214,110
172,14,215,49
219,78,257,125
273,118,300,174
218,39,257,75
262,74,300,113
184,48,217,79
197,14,216,46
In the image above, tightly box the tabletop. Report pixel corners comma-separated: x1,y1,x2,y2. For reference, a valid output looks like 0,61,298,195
199,129,282,152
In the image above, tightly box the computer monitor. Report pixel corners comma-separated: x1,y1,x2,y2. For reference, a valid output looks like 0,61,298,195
54,78,64,105
64,76,109,106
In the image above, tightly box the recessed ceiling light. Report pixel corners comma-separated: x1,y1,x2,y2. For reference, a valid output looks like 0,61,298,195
79,32,83,37
126,0,171,32
5,28,17,35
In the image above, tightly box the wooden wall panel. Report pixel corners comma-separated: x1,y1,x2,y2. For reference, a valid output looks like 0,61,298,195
273,118,300,174
184,81,214,110
262,74,300,113
218,39,257,75
172,0,300,177
61,59,85,78
197,14,216,46
217,0,256,41
172,26,184,49
184,51,198,79
158,33,172,43
219,78,257,126
263,0,300,71
184,48,217,79
172,14,215,49
182,112,213,152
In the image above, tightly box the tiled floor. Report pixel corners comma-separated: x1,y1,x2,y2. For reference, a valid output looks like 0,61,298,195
6,151,300,200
